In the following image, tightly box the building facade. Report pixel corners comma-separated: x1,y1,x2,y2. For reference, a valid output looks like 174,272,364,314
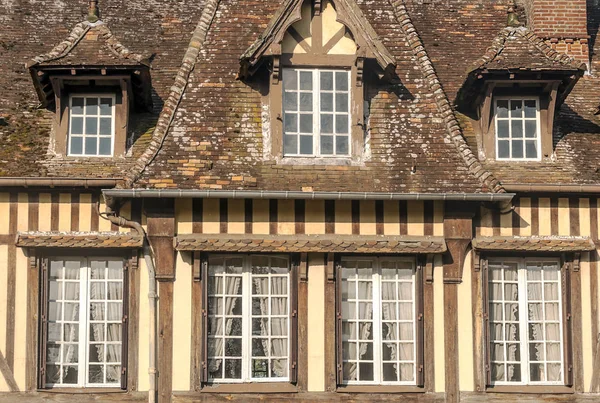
1,0,600,402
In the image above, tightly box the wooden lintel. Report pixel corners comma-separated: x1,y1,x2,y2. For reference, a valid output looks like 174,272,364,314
326,253,335,283
299,252,308,283
443,206,473,284
425,254,434,284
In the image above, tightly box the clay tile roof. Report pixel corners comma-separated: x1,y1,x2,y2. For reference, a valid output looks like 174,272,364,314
470,27,583,73
175,233,447,254
472,236,595,252
28,21,148,68
16,231,143,248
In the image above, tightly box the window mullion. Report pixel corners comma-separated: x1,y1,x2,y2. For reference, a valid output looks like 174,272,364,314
314,69,320,156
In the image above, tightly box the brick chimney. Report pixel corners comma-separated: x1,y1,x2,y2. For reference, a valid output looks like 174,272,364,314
526,0,589,65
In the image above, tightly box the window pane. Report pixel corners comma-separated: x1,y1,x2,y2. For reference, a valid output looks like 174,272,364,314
320,71,333,91
299,93,312,111
85,137,97,155
524,100,536,118
336,93,349,113
99,118,112,135
99,98,112,116
321,114,333,133
299,114,312,133
512,140,523,158
525,120,537,139
497,140,509,158
283,92,297,111
86,98,98,115
282,69,297,90
70,136,83,155
299,135,312,155
321,135,333,154
283,134,297,155
510,100,522,118
71,97,84,115
335,115,348,134
497,120,509,138
299,71,312,90
511,120,523,138
496,100,509,118
284,114,297,133
525,140,538,159
336,136,349,155
335,71,348,91
85,117,98,135
71,117,83,135
321,93,333,112
99,138,111,156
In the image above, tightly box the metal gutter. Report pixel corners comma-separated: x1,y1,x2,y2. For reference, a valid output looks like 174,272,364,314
503,184,600,193
0,177,120,188
102,189,515,202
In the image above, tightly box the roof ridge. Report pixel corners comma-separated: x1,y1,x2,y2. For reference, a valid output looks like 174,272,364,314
28,20,148,68
470,26,582,72
389,0,505,193
123,0,221,188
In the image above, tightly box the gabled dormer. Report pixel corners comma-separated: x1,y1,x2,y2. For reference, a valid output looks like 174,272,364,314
27,2,152,159
455,21,585,163
239,0,395,162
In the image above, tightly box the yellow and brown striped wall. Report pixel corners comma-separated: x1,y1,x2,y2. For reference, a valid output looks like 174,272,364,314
0,192,599,402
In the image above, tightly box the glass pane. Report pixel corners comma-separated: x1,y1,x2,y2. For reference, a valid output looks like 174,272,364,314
530,363,543,382
525,140,538,159
525,120,537,138
252,359,268,378
383,363,397,382
85,117,98,135
299,135,312,154
85,137,97,155
496,100,509,118
100,98,112,115
283,92,297,111
224,359,242,379
270,359,287,378
321,114,333,134
70,136,83,154
88,365,104,383
511,120,523,138
89,344,103,363
524,100,536,118
510,100,522,118
107,303,122,321
99,118,112,135
71,117,83,135
498,140,509,158
99,138,111,156
225,338,242,356
46,343,60,363
335,114,348,134
299,114,313,134
336,93,349,112
299,93,312,111
208,359,222,379
320,71,333,91
63,366,78,384
299,71,312,90
335,71,348,91
71,97,84,115
283,134,297,155
336,135,348,155
512,140,523,158
284,114,297,133
497,120,509,138
358,362,373,381
283,70,297,90
86,98,99,115
321,93,333,112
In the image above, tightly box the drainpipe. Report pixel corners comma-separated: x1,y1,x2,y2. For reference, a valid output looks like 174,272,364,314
100,201,157,403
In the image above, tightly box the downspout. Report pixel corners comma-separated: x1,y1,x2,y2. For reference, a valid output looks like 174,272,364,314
100,200,157,403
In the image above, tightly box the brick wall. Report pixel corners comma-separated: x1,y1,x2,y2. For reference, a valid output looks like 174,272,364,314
529,0,588,38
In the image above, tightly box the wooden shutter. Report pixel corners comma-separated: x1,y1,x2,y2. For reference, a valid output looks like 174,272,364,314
121,257,130,390
38,257,49,389
334,255,343,385
562,258,573,387
481,257,491,387
415,258,425,387
200,253,209,384
289,254,299,383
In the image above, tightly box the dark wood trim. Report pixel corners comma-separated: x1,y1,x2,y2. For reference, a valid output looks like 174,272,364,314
158,281,174,403
399,200,408,236
70,193,79,232
444,283,459,403
591,250,599,366
128,253,140,391
0,234,13,244
200,383,298,394
6,192,17,372
0,350,18,391
512,198,520,237
351,201,360,235
531,197,539,236
591,198,598,242
29,193,39,232
325,200,335,235
25,254,39,391
37,256,49,390
121,257,130,390
472,260,485,392
219,199,228,234
423,268,435,392
551,198,559,235
571,266,584,392
294,200,305,235
297,267,308,391
336,385,425,393
375,200,384,236
423,201,433,236
191,252,203,391
324,253,336,392
483,385,574,394
193,199,203,234
244,199,252,234
270,199,278,235
50,193,59,231
569,197,580,236
90,193,99,231
200,253,209,384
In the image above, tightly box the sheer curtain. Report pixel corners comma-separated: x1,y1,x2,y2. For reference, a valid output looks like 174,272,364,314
62,262,81,383
381,282,398,378
270,276,287,377
346,281,372,381
208,275,241,374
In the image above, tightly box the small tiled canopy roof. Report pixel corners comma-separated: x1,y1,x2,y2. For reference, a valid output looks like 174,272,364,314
472,236,595,252
16,232,143,248
175,234,447,254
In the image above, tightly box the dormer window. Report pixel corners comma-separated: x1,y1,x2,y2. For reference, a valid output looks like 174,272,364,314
68,95,115,157
494,97,540,160
283,68,350,156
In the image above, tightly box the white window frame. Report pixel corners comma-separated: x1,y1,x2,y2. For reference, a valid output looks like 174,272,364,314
207,254,291,383
282,68,351,157
45,257,124,388
488,257,564,386
494,96,542,161
340,256,417,386
67,94,116,157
